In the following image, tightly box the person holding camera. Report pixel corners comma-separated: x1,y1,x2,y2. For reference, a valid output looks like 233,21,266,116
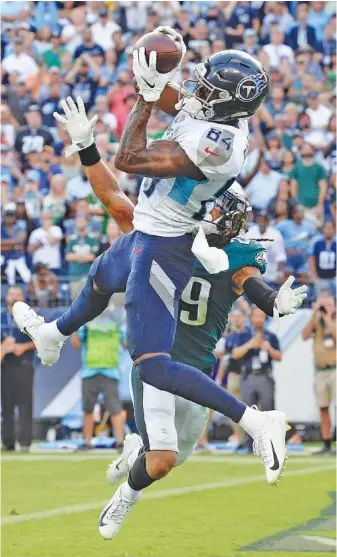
302,292,336,455
231,307,282,451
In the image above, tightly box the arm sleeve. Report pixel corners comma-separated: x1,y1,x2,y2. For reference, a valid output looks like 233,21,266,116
243,277,277,317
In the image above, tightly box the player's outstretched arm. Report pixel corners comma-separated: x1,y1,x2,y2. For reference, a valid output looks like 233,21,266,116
54,97,134,232
84,161,134,232
115,96,204,180
231,267,307,320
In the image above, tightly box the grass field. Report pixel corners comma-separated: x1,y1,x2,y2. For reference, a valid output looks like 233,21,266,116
2,452,335,557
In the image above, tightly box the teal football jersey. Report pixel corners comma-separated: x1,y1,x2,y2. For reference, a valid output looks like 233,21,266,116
171,239,267,374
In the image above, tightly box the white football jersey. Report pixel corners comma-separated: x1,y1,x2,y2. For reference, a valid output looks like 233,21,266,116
133,111,249,237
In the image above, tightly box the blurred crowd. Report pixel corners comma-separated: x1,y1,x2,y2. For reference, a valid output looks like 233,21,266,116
1,1,336,308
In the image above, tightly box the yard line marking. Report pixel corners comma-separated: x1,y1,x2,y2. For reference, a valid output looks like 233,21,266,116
2,464,334,525
1,453,333,464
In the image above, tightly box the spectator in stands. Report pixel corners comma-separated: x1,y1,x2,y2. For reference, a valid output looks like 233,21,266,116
246,212,286,287
238,28,259,57
225,1,259,49
308,2,331,43
4,76,33,126
39,81,62,137
262,1,294,37
319,18,336,68
287,3,317,51
15,200,36,248
2,37,38,80
267,177,296,218
74,27,105,59
27,262,59,308
93,95,118,134
309,220,336,298
65,215,99,300
66,168,93,200
14,104,54,166
289,143,328,225
302,293,336,455
27,210,63,273
43,174,68,225
264,132,284,171
265,86,287,119
281,150,296,177
245,158,282,212
38,66,70,104
1,286,35,452
306,91,333,130
232,307,281,452
71,307,126,450
263,28,294,67
42,30,65,69
34,1,59,33
91,7,121,51
99,219,122,255
1,203,31,286
328,173,336,222
23,170,43,222
276,203,316,283
65,53,100,112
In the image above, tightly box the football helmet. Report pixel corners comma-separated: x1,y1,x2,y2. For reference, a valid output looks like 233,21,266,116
204,181,251,247
177,50,269,123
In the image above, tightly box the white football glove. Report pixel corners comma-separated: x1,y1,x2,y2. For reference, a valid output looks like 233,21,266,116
154,26,187,60
273,275,307,327
53,96,97,157
133,47,176,103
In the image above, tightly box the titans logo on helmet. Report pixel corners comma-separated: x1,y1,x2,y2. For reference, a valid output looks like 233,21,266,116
236,73,268,103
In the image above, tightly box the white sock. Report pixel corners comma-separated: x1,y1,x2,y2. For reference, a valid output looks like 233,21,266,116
43,320,67,343
122,480,141,502
128,447,141,469
239,406,266,439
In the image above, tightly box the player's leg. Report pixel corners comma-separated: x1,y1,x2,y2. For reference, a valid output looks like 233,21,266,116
127,233,247,424
12,232,135,365
99,367,178,540
174,397,209,466
128,233,289,484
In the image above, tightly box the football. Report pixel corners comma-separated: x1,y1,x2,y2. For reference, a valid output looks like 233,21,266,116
134,31,183,73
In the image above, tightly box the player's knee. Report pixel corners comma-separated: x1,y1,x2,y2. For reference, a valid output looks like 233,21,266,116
146,450,177,479
135,354,171,385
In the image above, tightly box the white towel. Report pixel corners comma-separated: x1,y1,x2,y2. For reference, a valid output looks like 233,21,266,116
191,227,229,274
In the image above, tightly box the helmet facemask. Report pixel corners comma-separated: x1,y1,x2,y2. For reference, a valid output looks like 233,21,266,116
203,192,251,248
176,63,234,122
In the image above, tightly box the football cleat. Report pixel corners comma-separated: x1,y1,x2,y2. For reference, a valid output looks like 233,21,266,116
12,302,63,366
253,411,290,486
98,482,141,540
106,433,143,485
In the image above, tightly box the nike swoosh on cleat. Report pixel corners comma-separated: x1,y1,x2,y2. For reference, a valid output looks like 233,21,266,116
23,327,36,342
269,441,280,471
98,504,111,527
115,460,124,471
142,77,155,89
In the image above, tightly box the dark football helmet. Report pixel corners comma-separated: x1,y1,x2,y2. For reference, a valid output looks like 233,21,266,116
178,50,270,123
203,182,251,248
